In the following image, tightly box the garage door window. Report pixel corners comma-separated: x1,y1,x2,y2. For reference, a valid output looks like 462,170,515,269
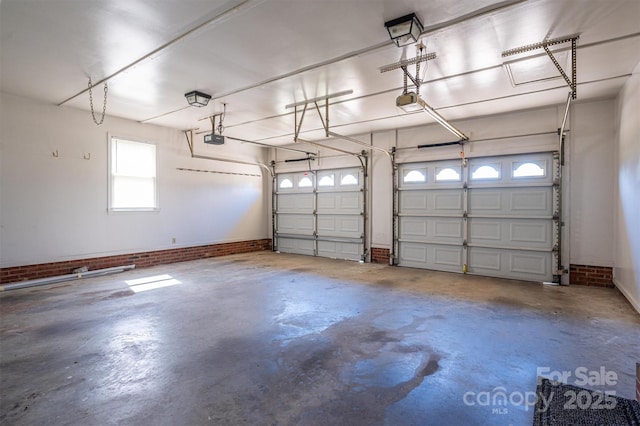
513,162,545,178
298,176,313,187
279,178,293,189
471,164,500,180
318,175,334,187
435,167,461,182
341,173,358,186
403,169,426,183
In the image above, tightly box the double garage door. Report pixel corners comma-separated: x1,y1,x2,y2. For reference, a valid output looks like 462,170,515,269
275,167,365,261
397,153,558,282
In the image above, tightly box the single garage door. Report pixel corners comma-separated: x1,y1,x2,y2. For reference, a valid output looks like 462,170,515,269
275,167,365,261
397,152,558,282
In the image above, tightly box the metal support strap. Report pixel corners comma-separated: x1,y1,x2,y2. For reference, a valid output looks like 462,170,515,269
543,45,572,89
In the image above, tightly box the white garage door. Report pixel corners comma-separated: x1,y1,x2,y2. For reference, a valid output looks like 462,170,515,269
275,168,365,261
397,153,558,282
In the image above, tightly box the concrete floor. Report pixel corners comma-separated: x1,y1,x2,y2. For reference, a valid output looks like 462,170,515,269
1,252,639,426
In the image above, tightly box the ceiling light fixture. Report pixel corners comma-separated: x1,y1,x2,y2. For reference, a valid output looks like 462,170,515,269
384,13,424,47
184,90,211,107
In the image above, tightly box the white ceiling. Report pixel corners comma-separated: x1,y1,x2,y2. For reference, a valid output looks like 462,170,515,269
2,0,639,146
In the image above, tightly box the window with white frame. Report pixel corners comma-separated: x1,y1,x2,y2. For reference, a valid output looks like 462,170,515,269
513,161,545,178
318,174,335,187
298,176,313,188
340,173,358,186
471,164,500,180
403,169,426,183
435,167,461,182
109,137,158,211
279,178,293,189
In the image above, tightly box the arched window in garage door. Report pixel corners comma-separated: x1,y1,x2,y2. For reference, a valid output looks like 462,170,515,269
471,164,500,180
513,161,546,178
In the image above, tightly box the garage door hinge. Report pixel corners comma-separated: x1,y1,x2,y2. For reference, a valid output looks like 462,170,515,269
552,245,559,253
553,179,560,187
463,211,468,218
463,240,468,247
463,182,468,189
553,214,560,221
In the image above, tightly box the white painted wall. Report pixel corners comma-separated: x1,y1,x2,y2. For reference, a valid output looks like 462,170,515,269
569,100,616,267
370,131,394,250
614,63,640,313
0,93,270,268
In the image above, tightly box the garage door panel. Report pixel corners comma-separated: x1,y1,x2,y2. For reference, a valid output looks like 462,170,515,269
468,247,551,281
399,217,463,244
317,216,362,238
469,188,552,217
469,220,502,241
400,191,428,211
277,193,314,213
275,167,364,261
400,217,428,240
277,214,314,235
317,241,362,261
469,191,502,211
510,222,550,244
468,218,552,249
434,220,463,240
317,192,362,214
398,242,463,272
434,246,463,267
277,238,315,256
469,250,502,271
400,190,463,215
511,190,550,213
397,152,557,283
400,242,428,264
434,192,464,211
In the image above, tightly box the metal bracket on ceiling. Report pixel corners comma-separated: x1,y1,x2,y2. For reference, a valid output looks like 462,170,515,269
287,90,393,163
502,34,579,99
380,46,436,95
286,90,353,140
286,91,365,159
184,128,198,156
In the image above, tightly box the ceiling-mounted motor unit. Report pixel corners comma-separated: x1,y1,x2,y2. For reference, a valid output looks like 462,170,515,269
395,92,468,141
204,133,225,145
396,92,424,112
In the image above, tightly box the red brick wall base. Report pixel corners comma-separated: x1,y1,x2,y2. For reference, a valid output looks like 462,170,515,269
569,264,614,287
0,239,272,284
371,247,390,264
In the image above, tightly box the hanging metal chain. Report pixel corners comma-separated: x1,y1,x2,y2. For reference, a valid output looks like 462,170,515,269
217,103,226,134
88,77,108,125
